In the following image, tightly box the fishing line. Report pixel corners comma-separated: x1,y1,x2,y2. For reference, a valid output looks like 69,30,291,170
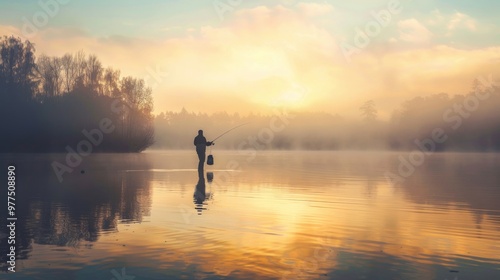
207,122,250,166
210,122,251,142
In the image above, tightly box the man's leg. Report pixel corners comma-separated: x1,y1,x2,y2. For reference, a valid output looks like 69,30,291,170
197,152,205,172
198,151,206,163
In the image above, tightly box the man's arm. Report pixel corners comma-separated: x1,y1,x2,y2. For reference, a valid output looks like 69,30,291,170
202,136,212,146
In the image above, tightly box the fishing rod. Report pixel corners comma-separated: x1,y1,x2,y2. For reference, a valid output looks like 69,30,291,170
210,122,250,143
206,122,250,166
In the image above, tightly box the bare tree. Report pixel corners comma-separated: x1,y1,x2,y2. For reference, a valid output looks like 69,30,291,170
103,67,121,97
73,50,87,89
60,53,75,93
85,54,103,93
37,55,63,97
120,76,154,147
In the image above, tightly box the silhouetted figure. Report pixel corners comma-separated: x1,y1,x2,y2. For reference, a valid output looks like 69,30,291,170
194,130,213,171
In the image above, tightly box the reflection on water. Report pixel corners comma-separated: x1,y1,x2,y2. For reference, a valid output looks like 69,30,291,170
194,171,208,215
194,168,213,215
0,151,499,279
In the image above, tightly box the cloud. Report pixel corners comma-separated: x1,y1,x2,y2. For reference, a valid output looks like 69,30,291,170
397,18,432,43
447,12,476,31
0,25,24,38
296,2,334,17
0,5,498,118
428,10,477,36
428,9,445,26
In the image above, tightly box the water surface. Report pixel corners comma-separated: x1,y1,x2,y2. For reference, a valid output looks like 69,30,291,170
1,151,499,279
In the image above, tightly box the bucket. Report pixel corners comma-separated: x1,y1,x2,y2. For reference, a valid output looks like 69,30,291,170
207,155,214,165
207,172,214,182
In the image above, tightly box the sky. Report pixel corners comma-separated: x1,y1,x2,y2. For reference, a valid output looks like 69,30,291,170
0,0,499,119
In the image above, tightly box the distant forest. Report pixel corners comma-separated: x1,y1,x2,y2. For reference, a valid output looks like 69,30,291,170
0,36,154,153
1,35,499,153
154,81,500,152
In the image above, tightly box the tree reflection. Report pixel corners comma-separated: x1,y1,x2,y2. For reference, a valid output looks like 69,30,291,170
0,154,152,267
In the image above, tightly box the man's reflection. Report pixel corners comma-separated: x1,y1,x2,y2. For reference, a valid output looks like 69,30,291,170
194,168,207,215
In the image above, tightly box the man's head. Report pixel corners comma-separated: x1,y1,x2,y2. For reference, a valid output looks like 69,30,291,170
198,130,203,135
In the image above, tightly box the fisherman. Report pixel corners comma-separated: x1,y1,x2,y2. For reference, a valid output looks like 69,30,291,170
194,130,213,170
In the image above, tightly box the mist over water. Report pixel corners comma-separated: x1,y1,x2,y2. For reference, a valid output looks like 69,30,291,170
1,151,499,279
154,84,500,152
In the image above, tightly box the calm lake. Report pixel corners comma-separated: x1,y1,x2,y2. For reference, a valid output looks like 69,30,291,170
1,151,499,279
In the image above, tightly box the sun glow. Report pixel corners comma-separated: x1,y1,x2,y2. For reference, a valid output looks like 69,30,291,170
269,83,309,108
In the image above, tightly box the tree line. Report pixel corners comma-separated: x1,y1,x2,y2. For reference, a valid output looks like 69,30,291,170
2,34,497,153
0,36,154,153
154,81,500,151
